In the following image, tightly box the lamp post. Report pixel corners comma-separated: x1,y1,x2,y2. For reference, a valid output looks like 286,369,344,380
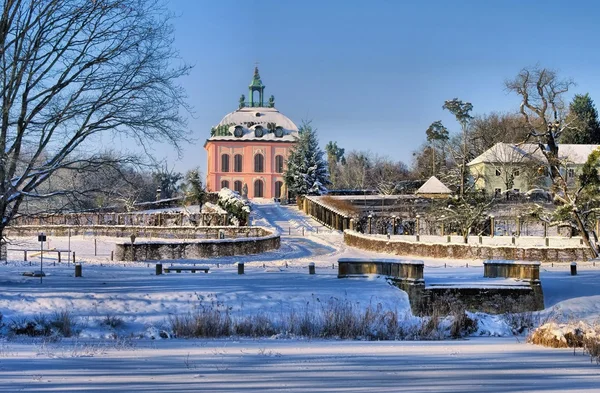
38,232,46,284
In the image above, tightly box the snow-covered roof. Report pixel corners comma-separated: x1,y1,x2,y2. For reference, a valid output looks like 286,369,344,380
416,176,452,194
467,143,545,166
468,142,600,166
557,144,600,164
208,107,299,142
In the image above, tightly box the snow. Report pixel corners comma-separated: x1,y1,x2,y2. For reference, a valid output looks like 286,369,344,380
0,338,598,392
1,202,600,390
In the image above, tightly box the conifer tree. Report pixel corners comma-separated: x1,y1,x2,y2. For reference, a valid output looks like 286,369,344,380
284,123,330,196
560,93,600,144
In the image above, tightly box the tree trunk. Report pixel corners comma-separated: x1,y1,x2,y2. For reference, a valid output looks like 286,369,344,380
432,145,436,176
572,211,598,258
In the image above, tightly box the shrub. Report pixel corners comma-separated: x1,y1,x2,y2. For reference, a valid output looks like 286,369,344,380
101,314,125,329
169,302,232,338
50,310,76,337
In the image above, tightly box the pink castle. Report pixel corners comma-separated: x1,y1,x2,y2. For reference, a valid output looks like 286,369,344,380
204,68,299,199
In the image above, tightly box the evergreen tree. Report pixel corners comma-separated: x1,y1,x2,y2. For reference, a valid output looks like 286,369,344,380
284,123,330,196
560,93,600,144
325,141,345,188
181,168,206,207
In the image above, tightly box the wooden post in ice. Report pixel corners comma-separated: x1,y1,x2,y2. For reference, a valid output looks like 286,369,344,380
237,262,244,275
308,262,315,275
489,215,495,238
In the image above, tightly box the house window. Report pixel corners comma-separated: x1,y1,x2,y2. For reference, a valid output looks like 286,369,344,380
567,168,575,179
254,179,264,198
221,180,230,190
234,180,243,194
513,188,520,194
274,181,283,199
254,153,264,173
495,169,501,176
513,169,520,177
494,188,501,196
221,154,230,172
275,155,284,173
234,154,243,172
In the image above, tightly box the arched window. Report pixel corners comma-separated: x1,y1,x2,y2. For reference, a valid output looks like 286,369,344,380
234,180,243,194
221,154,230,172
221,180,230,190
275,155,284,173
274,181,283,199
254,179,264,198
234,154,243,172
254,153,264,173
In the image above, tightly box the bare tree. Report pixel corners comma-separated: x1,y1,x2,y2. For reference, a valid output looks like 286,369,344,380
0,0,190,239
470,112,532,156
506,66,598,256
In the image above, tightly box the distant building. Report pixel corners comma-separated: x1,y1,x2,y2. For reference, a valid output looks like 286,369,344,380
204,68,299,199
467,142,600,196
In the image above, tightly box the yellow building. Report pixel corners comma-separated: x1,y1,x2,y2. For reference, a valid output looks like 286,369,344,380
467,142,600,196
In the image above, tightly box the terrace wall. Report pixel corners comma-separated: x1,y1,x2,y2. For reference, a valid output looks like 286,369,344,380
344,230,593,262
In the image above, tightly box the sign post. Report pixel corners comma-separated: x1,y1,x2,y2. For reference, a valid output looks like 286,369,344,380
38,233,46,284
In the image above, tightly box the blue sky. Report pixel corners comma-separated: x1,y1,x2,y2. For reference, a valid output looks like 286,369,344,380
162,0,600,175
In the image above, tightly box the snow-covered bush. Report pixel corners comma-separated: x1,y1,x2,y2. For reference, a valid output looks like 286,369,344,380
217,188,250,226
529,321,600,365
9,310,79,338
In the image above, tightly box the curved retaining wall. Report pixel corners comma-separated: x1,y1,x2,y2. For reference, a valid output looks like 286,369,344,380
114,230,280,261
6,225,268,239
344,230,593,262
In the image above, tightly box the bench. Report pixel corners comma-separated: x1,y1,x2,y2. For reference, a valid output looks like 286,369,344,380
163,265,210,274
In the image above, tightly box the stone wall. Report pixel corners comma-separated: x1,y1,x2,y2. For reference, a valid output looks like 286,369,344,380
114,231,280,261
423,285,544,314
6,225,269,240
337,255,545,315
344,230,593,262
338,257,423,280
484,260,540,281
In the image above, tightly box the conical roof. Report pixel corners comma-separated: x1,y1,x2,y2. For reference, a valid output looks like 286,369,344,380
249,67,264,88
416,176,452,194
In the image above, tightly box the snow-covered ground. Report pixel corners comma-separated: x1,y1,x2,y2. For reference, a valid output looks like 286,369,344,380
0,202,599,391
0,338,597,392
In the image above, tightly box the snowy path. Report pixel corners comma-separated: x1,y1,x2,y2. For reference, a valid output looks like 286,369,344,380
0,338,597,392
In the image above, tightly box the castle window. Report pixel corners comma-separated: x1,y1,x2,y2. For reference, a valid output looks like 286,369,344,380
221,154,230,172
275,155,284,173
274,181,283,199
221,180,230,190
234,180,243,194
254,153,264,173
234,154,243,172
254,179,264,198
